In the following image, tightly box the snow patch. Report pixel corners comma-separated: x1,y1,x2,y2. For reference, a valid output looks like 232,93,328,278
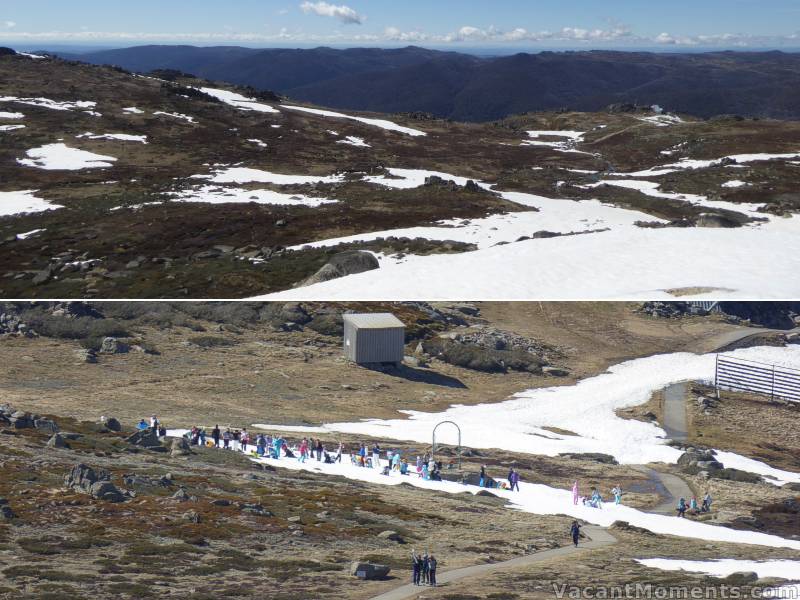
638,114,684,127
16,228,46,240
722,180,749,188
0,96,97,112
199,166,344,186
0,124,25,132
623,153,800,177
76,132,148,144
153,111,196,124
0,111,24,119
282,105,426,137
199,87,279,114
0,190,63,217
637,558,800,582
337,136,370,148
17,144,117,170
170,185,338,208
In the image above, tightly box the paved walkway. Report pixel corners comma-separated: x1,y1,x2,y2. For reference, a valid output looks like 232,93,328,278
368,526,617,600
661,381,689,442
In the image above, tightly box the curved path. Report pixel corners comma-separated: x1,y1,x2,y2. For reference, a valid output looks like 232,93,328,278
368,525,617,600
632,466,695,515
702,326,799,354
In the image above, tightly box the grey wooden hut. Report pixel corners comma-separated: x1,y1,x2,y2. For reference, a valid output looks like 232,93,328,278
343,313,405,366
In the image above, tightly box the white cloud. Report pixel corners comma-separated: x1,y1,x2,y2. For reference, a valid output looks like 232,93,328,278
3,20,16,29
439,24,633,44
299,2,363,25
0,24,791,48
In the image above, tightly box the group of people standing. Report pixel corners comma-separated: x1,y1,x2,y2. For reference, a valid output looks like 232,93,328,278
677,492,713,517
572,481,623,508
411,550,438,586
136,415,167,437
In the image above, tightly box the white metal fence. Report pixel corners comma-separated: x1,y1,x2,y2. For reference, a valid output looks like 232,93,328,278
715,355,800,403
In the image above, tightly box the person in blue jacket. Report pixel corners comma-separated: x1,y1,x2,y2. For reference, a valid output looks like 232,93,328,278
677,497,687,518
570,521,581,547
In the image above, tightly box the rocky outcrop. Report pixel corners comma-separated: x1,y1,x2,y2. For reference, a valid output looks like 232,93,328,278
168,436,192,457
75,348,98,363
101,416,122,432
677,448,723,471
0,501,14,520
298,251,379,288
100,337,129,354
695,213,742,228
126,428,161,448
64,464,125,502
350,561,391,580
47,433,68,449
377,530,404,543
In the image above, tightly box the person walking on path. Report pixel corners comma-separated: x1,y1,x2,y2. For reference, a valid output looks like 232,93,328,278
570,521,581,547
480,465,487,487
150,415,159,432
335,441,343,463
612,485,622,505
212,425,220,448
223,428,232,450
572,480,579,505
240,429,249,453
508,468,520,492
316,439,324,461
677,497,687,518
199,428,206,446
421,552,429,585
428,554,438,587
702,492,712,512
411,550,422,586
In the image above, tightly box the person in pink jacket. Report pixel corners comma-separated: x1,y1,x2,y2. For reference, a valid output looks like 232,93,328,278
299,438,309,463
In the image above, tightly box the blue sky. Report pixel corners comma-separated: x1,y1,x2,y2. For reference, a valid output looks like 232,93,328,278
1,0,799,48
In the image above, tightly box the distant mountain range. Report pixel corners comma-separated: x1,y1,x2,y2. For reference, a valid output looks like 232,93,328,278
55,46,800,121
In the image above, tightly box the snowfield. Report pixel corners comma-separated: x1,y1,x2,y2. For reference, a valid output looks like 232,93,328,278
261,213,800,300
0,111,24,119
0,124,25,132
17,144,117,170
199,87,279,114
252,345,800,481
254,164,800,300
282,105,427,137
0,190,63,216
